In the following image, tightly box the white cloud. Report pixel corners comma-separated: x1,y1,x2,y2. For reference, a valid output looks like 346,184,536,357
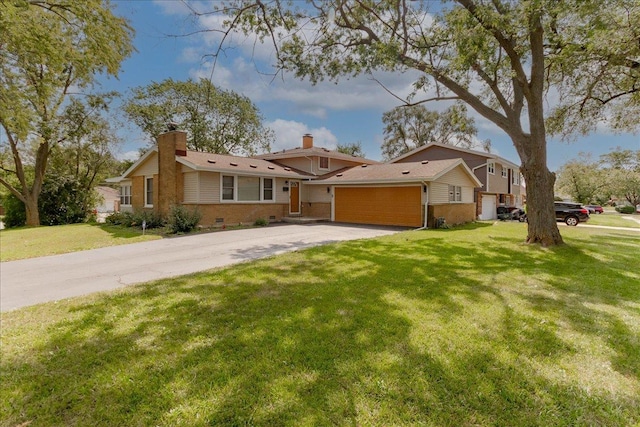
267,119,338,151
117,150,142,162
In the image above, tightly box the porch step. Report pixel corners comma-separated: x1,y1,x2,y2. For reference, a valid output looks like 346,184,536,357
282,216,329,224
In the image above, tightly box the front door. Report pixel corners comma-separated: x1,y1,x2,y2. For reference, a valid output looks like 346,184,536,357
289,181,300,214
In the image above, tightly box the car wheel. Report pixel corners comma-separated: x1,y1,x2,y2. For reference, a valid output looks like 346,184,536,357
565,216,579,226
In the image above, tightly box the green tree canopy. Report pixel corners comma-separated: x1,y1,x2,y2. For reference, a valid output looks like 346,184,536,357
195,0,640,246
336,141,366,158
0,0,133,226
123,78,274,156
555,154,609,204
600,148,640,207
48,97,124,191
555,148,640,207
381,104,487,161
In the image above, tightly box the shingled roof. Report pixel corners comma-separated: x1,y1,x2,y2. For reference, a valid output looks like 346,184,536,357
177,151,313,178
254,146,377,165
310,158,481,186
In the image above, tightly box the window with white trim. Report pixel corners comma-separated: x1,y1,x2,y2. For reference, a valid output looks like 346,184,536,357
144,177,153,206
488,162,495,174
222,175,234,201
263,178,274,201
319,156,329,170
501,166,507,178
238,176,260,201
512,171,520,185
120,185,131,206
449,185,462,202
222,175,276,202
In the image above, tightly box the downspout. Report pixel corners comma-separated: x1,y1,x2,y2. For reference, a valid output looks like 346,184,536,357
472,162,488,219
304,156,316,176
416,181,429,230
472,162,488,192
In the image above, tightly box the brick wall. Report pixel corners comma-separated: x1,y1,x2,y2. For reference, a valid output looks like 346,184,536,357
428,203,476,227
157,131,187,216
131,176,144,210
185,203,289,227
300,202,331,218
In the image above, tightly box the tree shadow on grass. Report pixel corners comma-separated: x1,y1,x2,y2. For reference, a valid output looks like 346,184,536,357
1,229,639,426
95,223,154,239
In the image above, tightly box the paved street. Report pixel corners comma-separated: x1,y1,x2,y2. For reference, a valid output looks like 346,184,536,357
0,224,401,311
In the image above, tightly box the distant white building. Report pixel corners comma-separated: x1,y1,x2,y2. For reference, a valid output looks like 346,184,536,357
95,186,120,222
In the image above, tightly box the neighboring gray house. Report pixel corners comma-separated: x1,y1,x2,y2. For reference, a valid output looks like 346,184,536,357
391,142,525,220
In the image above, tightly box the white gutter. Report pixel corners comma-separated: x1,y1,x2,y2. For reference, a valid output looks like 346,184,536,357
415,181,430,230
303,156,317,176
472,162,489,192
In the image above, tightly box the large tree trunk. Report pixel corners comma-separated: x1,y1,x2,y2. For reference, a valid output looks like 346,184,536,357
515,131,563,246
24,195,40,227
521,164,562,246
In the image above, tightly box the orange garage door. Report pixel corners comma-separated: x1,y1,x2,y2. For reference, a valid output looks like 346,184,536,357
334,186,422,227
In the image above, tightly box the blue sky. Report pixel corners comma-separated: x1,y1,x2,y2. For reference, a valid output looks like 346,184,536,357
101,0,639,171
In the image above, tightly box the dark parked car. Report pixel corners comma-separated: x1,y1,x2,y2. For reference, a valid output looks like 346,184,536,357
585,205,604,214
555,202,590,226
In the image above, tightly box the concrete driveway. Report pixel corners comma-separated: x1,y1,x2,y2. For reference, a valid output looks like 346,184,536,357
0,223,401,312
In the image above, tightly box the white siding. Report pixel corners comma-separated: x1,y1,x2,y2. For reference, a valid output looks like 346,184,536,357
200,172,220,203
133,153,158,176
275,178,289,204
183,172,198,203
430,182,450,203
305,184,331,203
462,186,474,203
439,166,474,187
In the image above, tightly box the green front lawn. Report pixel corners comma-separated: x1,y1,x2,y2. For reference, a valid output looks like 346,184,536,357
0,223,161,261
586,213,640,228
1,223,639,426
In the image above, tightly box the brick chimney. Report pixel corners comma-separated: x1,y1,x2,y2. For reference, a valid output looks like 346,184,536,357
156,130,187,216
302,134,313,149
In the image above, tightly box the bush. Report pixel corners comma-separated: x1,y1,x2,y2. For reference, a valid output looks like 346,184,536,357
105,211,133,226
131,210,165,229
167,205,201,233
105,210,164,229
39,175,96,225
3,194,26,228
254,218,269,227
615,205,635,214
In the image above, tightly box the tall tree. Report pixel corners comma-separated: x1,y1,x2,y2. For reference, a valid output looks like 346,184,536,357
336,141,366,158
123,78,274,156
0,0,133,226
555,154,609,204
194,0,640,246
600,148,640,207
48,97,123,192
381,104,487,160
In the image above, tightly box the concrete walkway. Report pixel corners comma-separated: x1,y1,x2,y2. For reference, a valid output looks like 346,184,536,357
0,224,401,312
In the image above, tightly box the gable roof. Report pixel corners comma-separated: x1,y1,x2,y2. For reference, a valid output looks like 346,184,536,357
310,158,482,186
107,146,313,183
390,142,519,169
254,146,378,164
177,151,312,178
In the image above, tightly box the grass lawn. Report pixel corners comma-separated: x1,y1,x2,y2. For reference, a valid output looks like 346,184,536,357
0,223,161,261
1,223,639,426
586,213,640,228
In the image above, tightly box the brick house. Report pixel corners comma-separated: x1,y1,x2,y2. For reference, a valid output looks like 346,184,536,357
108,131,482,228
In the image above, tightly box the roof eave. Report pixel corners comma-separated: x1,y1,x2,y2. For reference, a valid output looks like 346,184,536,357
121,147,158,178
309,177,436,185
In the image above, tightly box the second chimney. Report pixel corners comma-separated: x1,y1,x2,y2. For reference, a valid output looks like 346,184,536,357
302,134,313,149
